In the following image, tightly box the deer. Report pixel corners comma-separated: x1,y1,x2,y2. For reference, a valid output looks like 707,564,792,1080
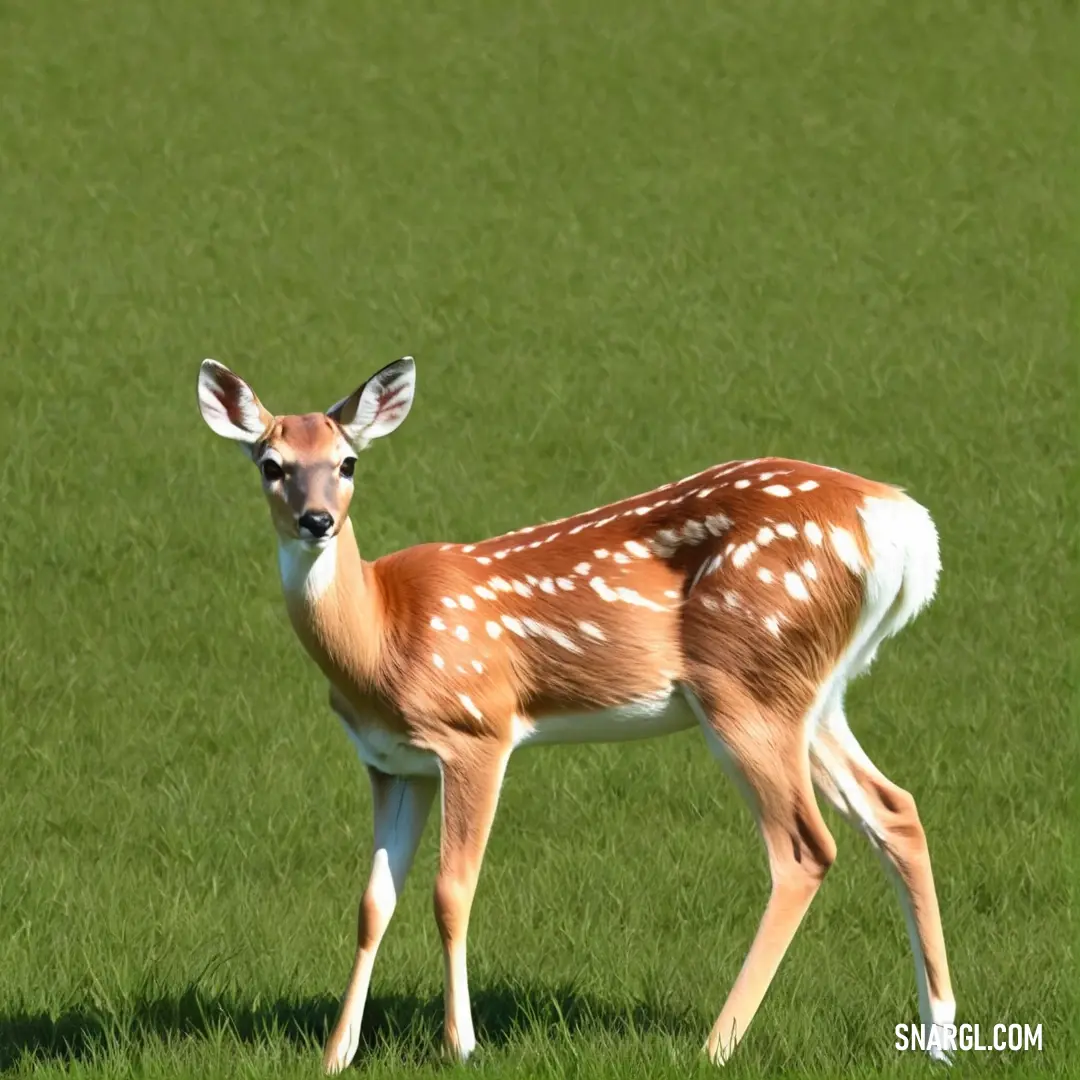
196,354,957,1071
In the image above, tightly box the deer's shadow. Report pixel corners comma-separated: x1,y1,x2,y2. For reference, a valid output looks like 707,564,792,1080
0,979,704,1069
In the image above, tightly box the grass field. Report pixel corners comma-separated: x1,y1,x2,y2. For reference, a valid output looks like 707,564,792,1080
0,0,1075,1075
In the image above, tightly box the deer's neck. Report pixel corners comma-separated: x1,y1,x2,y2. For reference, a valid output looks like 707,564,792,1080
277,518,385,695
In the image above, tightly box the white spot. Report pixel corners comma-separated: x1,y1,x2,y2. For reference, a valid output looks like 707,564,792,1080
735,479,751,489
545,624,583,653
432,652,445,669
573,561,591,574
725,542,736,556
471,659,485,674
764,615,781,637
544,532,561,543
474,585,497,601
441,596,457,609
613,552,631,564
430,616,447,631
528,540,542,549
775,522,798,539
802,560,818,581
805,521,824,545
624,541,650,559
732,542,756,569
590,577,618,602
489,577,512,592
723,591,739,608
595,516,616,528
454,625,469,642
458,694,484,722
757,567,774,584
580,621,605,641
525,575,539,585
797,480,819,491
705,514,731,536
539,578,557,594
462,545,475,553
512,545,526,553
476,556,492,566
486,620,502,639
614,587,667,612
696,487,714,498
494,550,509,559
594,549,610,559
501,614,526,637
830,525,863,572
784,571,810,600
759,472,775,481
556,577,574,590
664,589,680,599
634,505,652,515
512,580,533,597
756,526,775,545
764,484,792,497
458,594,476,610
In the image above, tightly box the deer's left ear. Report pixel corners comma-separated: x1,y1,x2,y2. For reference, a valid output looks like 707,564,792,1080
197,359,274,453
327,356,416,451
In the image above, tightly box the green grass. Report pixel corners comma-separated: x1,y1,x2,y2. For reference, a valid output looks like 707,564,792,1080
0,0,1075,1075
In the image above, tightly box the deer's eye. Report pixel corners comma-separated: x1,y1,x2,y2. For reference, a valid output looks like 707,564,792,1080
261,459,284,483
340,456,357,479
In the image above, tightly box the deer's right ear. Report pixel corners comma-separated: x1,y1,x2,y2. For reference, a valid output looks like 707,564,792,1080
197,359,273,450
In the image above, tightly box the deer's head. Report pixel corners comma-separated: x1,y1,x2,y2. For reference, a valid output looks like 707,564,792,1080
196,356,416,548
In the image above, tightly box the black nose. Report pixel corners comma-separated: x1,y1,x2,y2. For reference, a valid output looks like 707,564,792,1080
298,510,334,538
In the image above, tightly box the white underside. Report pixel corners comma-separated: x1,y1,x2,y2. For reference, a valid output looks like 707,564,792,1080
337,687,698,777
514,685,698,748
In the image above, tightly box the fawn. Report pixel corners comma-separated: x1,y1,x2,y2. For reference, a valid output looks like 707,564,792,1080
197,355,955,1070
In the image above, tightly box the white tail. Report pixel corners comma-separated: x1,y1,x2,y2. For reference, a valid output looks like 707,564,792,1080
197,356,957,1071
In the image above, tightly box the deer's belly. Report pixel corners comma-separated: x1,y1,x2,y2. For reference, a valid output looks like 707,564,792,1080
517,684,698,748
339,719,441,778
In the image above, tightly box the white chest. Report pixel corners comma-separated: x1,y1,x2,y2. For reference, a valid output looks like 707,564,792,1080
278,537,339,602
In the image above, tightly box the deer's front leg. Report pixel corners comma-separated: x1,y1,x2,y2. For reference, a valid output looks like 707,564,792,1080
323,765,438,1075
433,738,512,1062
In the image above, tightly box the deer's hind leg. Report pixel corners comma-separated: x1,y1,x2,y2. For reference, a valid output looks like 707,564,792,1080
683,678,837,1065
810,696,956,1062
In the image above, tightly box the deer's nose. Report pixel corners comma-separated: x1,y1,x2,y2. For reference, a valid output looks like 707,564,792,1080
298,510,334,539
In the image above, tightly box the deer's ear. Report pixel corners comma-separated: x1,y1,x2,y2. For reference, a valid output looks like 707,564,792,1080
327,356,416,452
197,359,274,450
